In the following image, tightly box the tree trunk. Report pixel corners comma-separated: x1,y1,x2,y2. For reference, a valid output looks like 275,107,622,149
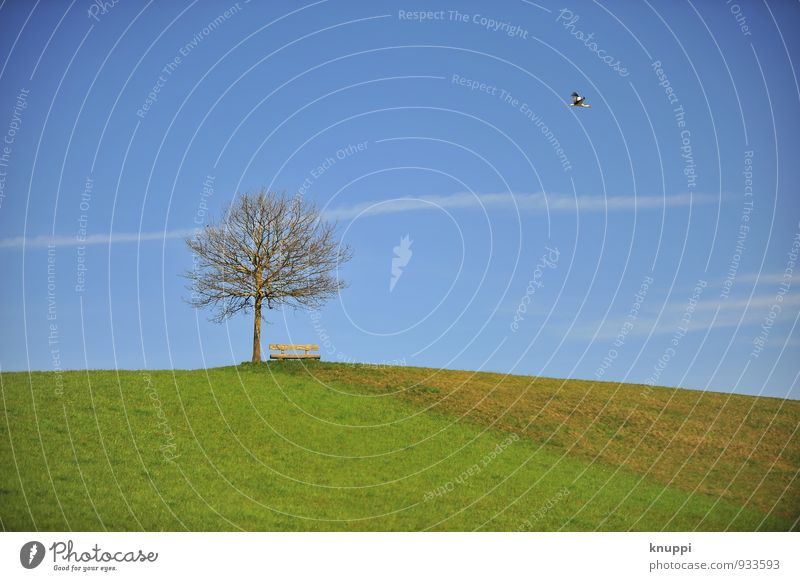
252,296,263,362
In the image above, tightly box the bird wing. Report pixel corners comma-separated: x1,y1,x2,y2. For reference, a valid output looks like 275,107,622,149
571,93,581,105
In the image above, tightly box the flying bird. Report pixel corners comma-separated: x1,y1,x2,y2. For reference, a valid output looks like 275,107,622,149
569,92,591,108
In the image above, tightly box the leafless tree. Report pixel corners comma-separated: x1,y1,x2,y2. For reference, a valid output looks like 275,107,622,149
185,190,351,362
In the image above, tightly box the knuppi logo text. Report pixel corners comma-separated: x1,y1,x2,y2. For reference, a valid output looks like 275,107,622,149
21,540,158,570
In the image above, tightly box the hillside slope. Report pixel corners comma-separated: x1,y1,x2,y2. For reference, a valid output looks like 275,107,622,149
1,363,797,531
282,363,800,522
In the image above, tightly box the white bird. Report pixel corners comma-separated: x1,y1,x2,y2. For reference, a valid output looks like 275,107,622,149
568,91,591,108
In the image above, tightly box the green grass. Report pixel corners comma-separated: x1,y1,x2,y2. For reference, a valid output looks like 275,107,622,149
1,363,797,531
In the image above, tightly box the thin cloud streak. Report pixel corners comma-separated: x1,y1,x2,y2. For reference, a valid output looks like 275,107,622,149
321,191,718,221
0,228,197,249
0,191,716,249
571,293,800,341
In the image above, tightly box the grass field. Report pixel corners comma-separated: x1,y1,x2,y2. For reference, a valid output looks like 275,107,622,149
1,362,797,531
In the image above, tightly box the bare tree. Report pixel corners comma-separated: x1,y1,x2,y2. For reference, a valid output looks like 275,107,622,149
185,190,351,362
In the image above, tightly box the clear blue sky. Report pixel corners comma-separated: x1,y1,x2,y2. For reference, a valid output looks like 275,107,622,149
0,0,798,399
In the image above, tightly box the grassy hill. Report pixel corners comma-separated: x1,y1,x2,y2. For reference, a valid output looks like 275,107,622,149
1,362,797,531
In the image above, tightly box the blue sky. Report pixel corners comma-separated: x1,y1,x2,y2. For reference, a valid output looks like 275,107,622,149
0,0,798,398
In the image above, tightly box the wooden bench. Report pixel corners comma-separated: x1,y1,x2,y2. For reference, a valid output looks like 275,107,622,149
269,344,321,360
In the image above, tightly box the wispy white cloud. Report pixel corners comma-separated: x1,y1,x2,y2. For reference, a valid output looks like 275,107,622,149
322,191,717,221
0,228,196,249
570,292,800,341
0,191,717,250
726,273,790,286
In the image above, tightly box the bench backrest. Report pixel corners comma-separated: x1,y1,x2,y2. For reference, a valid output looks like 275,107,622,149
269,344,319,352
